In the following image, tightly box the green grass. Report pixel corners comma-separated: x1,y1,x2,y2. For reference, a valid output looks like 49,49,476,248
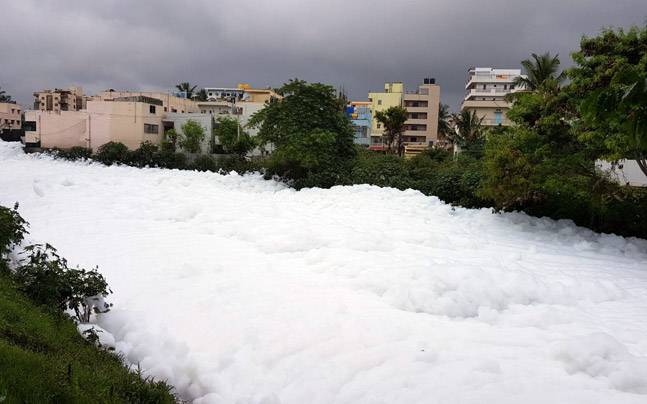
0,273,176,403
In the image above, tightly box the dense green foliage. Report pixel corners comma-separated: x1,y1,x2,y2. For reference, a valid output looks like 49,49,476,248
0,206,176,403
215,116,256,157
249,79,356,188
570,25,647,176
95,142,130,166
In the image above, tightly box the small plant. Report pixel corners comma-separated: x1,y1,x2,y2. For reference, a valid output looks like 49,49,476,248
0,203,28,272
178,120,205,154
94,142,129,166
14,244,112,323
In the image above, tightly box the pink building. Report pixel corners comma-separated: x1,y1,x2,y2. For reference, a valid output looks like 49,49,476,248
24,96,164,150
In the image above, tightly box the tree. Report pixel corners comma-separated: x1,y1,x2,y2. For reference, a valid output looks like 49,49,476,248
0,87,12,103
449,110,485,148
194,89,208,102
248,79,356,187
437,103,452,143
375,106,408,156
513,52,566,92
176,82,197,99
570,24,647,178
179,120,205,154
215,116,256,157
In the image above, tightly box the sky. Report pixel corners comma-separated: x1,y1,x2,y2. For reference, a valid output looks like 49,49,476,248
1,0,645,111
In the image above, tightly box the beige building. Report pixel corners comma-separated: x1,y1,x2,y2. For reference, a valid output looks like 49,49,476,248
92,90,200,114
368,80,441,150
461,67,524,127
0,102,22,130
24,96,164,150
402,79,441,146
34,86,84,112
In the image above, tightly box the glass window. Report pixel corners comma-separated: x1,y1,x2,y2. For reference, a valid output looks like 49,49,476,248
494,111,503,125
149,105,156,114
144,124,159,134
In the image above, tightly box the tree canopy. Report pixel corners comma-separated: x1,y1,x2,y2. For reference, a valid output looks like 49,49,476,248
570,24,647,177
375,106,408,156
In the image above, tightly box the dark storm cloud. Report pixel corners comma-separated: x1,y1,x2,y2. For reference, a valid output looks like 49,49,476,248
1,0,645,110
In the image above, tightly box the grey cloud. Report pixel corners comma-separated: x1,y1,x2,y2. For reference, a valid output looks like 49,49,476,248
1,0,645,110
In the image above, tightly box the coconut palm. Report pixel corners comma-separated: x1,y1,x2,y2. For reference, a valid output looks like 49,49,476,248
375,106,409,156
514,52,566,91
449,110,485,147
0,87,12,103
437,103,452,140
175,82,197,99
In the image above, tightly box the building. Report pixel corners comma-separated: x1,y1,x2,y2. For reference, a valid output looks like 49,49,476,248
93,90,200,114
33,86,84,112
368,82,404,147
0,102,22,131
460,67,524,127
345,101,371,147
368,80,441,150
203,84,279,103
163,113,216,153
402,79,441,146
24,96,164,150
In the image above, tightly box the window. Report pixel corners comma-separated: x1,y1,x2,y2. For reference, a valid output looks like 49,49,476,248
24,121,36,131
149,105,156,114
377,123,381,129
144,123,159,134
378,100,382,105
494,110,503,125
482,84,486,90
164,107,168,112
503,85,507,90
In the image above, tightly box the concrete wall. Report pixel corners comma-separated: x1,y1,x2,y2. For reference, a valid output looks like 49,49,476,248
95,91,200,114
24,100,164,150
164,113,215,153
368,83,404,136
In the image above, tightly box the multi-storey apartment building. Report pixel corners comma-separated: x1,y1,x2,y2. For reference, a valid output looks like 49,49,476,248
345,101,371,147
33,86,85,112
460,67,524,127
0,102,21,131
368,80,441,150
402,79,440,146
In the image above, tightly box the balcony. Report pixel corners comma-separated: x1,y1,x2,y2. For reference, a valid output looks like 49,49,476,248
465,75,518,89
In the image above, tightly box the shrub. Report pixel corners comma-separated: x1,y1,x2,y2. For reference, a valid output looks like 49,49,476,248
94,142,129,166
153,150,188,169
14,244,111,322
50,147,93,161
191,155,217,172
0,203,28,273
129,141,159,168
178,120,205,154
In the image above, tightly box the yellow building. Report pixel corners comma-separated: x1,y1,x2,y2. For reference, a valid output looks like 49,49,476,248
368,80,441,150
368,82,404,143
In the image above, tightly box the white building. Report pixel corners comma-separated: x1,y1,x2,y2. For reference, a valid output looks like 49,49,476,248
461,67,525,127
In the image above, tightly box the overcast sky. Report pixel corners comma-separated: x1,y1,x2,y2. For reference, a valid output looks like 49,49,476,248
1,0,645,110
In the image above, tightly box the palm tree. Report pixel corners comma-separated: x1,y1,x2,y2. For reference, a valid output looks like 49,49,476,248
375,106,408,156
514,52,566,91
449,110,485,147
437,103,451,141
175,82,197,99
0,87,12,103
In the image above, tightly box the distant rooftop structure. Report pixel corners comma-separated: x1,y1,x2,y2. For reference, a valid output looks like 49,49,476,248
112,96,163,106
